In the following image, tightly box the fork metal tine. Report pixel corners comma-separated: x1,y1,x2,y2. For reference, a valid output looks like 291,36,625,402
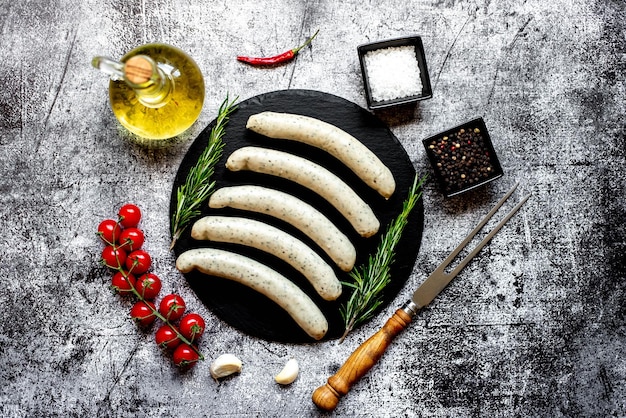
437,182,519,272
447,192,531,279
410,183,530,310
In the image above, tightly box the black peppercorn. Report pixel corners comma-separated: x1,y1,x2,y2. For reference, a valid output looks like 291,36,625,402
422,118,503,197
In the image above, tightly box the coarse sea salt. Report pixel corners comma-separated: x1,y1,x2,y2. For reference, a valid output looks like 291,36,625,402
364,45,422,102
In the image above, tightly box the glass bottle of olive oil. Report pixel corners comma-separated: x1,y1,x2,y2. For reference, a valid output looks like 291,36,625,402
92,44,205,140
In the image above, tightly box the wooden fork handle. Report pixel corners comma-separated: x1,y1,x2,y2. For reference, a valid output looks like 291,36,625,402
312,308,412,411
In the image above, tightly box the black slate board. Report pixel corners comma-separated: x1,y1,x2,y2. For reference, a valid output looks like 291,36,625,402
170,89,424,342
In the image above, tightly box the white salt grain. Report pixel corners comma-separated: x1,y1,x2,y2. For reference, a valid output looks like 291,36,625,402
364,45,422,102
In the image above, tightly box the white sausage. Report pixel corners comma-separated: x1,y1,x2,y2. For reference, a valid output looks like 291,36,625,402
208,185,356,271
176,248,328,340
225,146,380,238
246,111,396,199
191,216,342,301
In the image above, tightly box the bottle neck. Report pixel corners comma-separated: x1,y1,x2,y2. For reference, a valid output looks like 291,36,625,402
124,55,173,108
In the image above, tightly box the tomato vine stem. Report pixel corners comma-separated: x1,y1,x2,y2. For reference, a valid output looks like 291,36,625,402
121,260,205,362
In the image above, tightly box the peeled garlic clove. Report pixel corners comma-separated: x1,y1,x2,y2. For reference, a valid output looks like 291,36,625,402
274,358,299,385
210,353,242,380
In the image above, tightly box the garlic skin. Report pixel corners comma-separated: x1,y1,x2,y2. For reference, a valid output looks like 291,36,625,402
274,358,299,385
210,354,242,380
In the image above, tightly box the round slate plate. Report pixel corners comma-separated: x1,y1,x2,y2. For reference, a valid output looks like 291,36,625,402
170,89,423,343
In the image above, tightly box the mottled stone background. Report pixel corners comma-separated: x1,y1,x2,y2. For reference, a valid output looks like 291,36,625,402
0,0,624,417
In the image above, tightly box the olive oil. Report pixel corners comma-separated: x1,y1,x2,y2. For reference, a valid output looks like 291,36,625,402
93,43,205,140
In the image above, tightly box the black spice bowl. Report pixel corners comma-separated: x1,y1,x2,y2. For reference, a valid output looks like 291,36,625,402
422,118,504,197
357,36,432,110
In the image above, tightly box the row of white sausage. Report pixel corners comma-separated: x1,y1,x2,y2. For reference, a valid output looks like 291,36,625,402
175,112,395,340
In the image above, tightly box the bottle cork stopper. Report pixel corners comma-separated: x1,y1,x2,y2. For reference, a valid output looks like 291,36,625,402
124,56,154,84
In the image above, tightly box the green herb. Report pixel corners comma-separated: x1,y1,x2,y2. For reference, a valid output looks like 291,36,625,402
170,95,238,250
339,173,427,343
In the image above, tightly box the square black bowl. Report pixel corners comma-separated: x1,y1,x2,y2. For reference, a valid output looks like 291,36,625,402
357,36,433,110
422,118,504,197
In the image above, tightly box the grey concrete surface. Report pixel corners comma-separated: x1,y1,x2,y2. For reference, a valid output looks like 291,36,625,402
1,0,624,417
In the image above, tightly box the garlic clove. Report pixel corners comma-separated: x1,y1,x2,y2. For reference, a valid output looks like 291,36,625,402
210,353,243,381
274,358,299,385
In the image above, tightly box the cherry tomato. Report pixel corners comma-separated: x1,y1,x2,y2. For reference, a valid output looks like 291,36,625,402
135,273,162,299
118,203,142,228
111,271,136,293
158,294,186,321
155,324,181,351
125,250,151,275
118,227,144,251
97,219,121,245
173,343,200,368
179,313,205,343
101,246,127,269
130,301,156,327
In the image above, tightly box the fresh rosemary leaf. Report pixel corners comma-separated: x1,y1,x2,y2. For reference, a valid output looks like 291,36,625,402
339,173,427,343
170,95,238,249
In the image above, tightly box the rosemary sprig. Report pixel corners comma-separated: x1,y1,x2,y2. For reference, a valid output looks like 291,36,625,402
339,173,427,343
170,95,238,250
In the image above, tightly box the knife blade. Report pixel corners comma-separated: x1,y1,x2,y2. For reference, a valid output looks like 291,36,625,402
312,182,531,412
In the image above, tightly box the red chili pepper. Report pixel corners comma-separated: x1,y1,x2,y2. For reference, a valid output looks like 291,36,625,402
237,29,320,66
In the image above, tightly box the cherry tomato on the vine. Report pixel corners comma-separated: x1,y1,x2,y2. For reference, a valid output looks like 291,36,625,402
172,343,199,368
118,227,144,251
97,219,121,245
130,301,156,327
111,271,136,293
155,324,181,351
97,204,207,368
135,273,162,300
125,250,151,275
179,313,206,343
158,294,186,321
118,204,142,228
101,246,127,269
